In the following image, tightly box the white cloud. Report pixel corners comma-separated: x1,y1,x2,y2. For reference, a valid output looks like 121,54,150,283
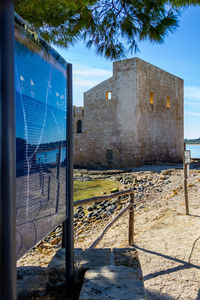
73,66,112,88
72,65,112,105
74,78,101,87
74,68,112,78
185,111,200,117
184,86,200,100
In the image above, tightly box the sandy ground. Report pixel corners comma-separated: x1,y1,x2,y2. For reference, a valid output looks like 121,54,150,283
18,164,200,299
74,164,200,299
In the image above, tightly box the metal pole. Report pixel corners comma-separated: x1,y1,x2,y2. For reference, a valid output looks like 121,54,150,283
61,221,66,249
0,1,16,300
65,63,74,294
47,175,51,202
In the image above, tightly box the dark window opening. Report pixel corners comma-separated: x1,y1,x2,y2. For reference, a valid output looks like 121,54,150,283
106,149,113,164
77,120,82,134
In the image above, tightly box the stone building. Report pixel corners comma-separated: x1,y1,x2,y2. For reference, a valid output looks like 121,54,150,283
73,57,183,168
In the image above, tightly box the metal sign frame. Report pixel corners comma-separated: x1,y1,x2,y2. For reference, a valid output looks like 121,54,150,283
65,63,74,293
0,1,16,299
0,3,74,299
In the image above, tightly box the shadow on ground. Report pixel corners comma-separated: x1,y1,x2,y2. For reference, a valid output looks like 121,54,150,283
135,245,200,282
145,289,176,300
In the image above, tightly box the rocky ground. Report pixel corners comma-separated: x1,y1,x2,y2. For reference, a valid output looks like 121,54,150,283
18,162,200,299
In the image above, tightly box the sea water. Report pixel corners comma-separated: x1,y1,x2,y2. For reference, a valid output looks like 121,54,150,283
36,148,66,164
186,144,200,159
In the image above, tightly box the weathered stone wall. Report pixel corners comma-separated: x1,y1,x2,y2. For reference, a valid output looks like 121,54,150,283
112,59,140,166
74,77,119,167
73,58,183,168
136,59,183,163
73,106,84,133
73,106,86,166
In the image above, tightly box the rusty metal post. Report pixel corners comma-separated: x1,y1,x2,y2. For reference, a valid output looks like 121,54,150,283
128,193,134,246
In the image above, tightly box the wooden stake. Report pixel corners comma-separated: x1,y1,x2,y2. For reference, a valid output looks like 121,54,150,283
183,142,189,215
184,163,189,215
129,193,134,246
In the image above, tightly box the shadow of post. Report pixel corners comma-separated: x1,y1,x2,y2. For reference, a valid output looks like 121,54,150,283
134,245,200,282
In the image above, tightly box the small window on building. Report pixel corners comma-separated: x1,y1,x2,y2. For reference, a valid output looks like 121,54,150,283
106,149,113,164
106,91,112,100
150,91,154,105
167,96,170,108
77,120,82,134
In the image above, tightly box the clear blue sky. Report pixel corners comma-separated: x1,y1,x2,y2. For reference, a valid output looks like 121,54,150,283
54,6,200,139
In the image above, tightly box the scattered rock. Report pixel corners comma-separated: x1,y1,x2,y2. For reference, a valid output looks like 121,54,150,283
93,210,98,217
111,188,119,193
87,212,93,218
50,237,61,245
162,169,172,175
109,204,116,212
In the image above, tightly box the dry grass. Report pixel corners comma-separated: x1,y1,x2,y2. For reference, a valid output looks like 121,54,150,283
73,178,122,201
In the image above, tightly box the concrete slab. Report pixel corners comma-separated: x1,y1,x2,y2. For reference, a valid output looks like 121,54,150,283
79,265,145,300
112,248,143,279
80,248,111,270
47,248,83,287
17,266,47,299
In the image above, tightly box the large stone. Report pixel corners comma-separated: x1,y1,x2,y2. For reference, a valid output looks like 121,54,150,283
87,206,93,211
80,248,111,270
47,248,83,287
112,248,142,277
79,247,145,299
17,266,47,299
79,265,145,300
17,247,145,299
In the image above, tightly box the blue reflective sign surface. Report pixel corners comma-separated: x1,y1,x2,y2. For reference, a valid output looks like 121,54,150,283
15,19,68,259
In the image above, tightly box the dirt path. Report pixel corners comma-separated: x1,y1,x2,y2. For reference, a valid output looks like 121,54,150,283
135,169,200,300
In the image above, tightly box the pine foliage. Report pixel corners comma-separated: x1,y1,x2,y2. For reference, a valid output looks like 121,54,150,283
14,0,199,59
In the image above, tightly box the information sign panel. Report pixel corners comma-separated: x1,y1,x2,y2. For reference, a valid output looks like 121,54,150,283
184,150,191,165
15,16,68,259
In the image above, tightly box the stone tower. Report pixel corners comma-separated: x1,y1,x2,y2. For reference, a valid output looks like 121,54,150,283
73,57,183,168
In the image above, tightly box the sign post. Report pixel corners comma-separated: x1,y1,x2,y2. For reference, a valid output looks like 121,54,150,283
65,63,74,293
0,1,16,300
183,143,191,215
